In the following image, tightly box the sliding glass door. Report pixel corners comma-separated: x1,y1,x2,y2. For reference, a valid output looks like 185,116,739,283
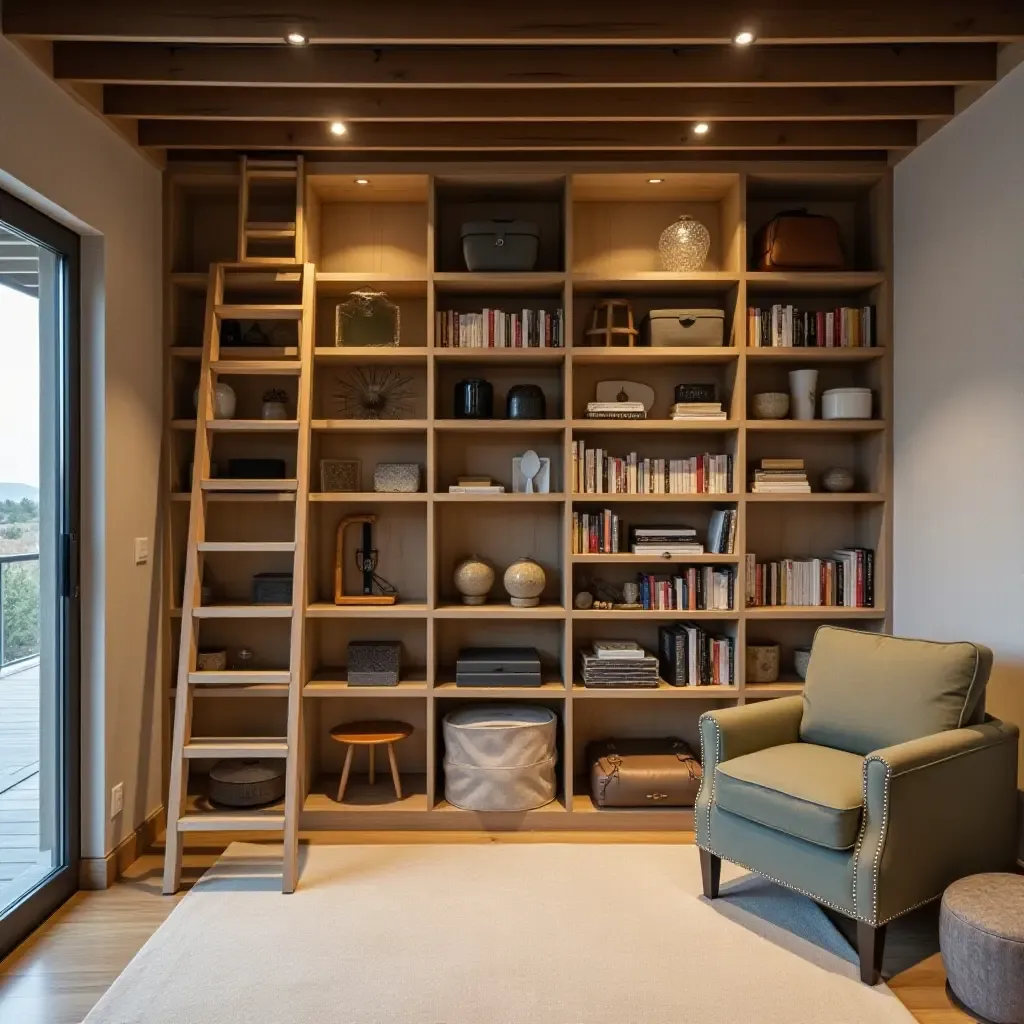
0,189,79,958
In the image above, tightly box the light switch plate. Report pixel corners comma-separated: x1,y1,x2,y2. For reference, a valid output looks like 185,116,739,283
110,782,124,819
134,537,149,565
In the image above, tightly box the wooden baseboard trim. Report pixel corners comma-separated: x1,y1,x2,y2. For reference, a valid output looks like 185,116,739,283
79,807,167,890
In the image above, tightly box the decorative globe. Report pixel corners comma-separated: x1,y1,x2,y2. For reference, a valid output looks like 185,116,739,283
658,214,711,272
453,556,494,605
503,558,546,608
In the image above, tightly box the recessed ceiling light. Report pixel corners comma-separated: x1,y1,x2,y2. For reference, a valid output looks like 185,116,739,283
329,121,347,136
693,122,711,136
734,30,755,45
647,178,664,184
286,31,307,45
355,178,370,185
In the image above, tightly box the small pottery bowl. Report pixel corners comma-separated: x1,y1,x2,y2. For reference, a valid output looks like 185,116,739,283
196,649,228,672
822,467,856,493
793,648,812,680
746,642,781,683
752,392,790,420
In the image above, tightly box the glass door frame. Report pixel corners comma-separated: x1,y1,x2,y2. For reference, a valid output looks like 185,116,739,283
0,188,80,960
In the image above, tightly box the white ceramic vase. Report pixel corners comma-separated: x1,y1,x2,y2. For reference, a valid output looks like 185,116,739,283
788,369,819,421
503,558,546,608
194,382,236,420
261,400,288,420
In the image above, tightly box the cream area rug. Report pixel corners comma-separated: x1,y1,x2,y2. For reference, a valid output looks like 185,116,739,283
85,843,915,1024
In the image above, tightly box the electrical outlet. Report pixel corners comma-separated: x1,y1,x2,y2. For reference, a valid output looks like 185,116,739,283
110,782,124,819
134,537,149,565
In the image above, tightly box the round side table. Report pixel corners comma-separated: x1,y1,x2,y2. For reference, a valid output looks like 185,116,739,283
329,720,413,803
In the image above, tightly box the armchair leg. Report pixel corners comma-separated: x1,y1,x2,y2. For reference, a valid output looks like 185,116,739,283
699,848,721,899
856,921,887,985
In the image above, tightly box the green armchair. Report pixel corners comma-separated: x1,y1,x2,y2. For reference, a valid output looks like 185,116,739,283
696,626,1019,984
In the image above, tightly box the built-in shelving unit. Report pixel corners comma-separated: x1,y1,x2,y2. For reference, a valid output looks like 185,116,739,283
164,164,892,834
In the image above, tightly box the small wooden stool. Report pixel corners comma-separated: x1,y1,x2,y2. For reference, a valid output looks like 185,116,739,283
585,299,638,347
329,720,413,802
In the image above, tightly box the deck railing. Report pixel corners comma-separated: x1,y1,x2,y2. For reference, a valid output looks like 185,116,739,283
0,552,39,669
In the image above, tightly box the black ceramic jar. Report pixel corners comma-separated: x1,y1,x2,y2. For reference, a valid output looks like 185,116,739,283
454,378,494,419
506,384,546,420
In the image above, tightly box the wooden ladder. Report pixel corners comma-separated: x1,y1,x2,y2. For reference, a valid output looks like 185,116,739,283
238,156,305,263
163,261,315,895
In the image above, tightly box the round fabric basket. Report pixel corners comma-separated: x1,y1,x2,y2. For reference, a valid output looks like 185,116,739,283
208,759,286,808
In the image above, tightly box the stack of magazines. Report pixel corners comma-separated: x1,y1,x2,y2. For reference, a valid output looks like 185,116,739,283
580,641,659,688
585,401,646,420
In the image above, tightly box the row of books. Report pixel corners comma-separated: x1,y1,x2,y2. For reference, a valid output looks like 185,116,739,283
572,510,621,554
571,517,736,555
435,308,564,348
748,305,875,348
744,549,875,608
658,626,736,687
572,444,734,495
750,457,811,494
636,567,735,612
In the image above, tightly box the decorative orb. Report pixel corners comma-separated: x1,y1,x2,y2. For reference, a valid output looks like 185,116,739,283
503,557,546,608
658,214,711,272
574,590,594,610
193,381,236,419
822,467,856,493
751,392,790,419
453,556,494,605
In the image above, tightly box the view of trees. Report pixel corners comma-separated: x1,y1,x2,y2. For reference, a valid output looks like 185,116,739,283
0,498,40,665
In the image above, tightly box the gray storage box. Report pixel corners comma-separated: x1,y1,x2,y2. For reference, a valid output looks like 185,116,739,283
455,646,543,687
347,640,401,686
643,308,725,347
443,704,558,812
251,572,293,604
461,220,539,272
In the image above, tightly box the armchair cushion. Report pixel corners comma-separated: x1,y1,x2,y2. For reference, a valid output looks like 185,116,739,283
800,627,992,755
715,743,865,850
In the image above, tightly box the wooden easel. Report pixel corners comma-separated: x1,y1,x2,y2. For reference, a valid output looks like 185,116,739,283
334,513,399,605
585,299,638,347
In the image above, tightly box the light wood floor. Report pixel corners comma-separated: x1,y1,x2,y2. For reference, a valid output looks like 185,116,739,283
0,839,970,1024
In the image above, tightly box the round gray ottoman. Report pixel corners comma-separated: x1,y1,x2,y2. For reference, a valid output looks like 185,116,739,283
940,873,1024,1024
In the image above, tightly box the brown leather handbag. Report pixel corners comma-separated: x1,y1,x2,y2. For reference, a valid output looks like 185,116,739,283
588,737,702,808
753,209,845,271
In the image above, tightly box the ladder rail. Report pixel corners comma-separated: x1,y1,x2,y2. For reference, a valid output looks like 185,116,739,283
163,263,224,895
282,263,315,892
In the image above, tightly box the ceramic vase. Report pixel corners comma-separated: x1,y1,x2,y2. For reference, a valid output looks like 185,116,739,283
194,382,236,419
454,378,494,419
261,400,288,420
746,643,781,683
453,556,494,605
793,648,812,680
503,558,546,608
788,369,819,421
822,467,856,493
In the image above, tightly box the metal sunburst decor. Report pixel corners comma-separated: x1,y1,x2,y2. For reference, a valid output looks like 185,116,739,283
332,365,416,420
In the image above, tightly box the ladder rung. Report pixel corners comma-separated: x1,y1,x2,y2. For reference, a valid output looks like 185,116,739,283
245,222,296,238
201,479,299,492
178,813,285,833
197,541,296,553
205,419,299,433
211,360,302,376
188,670,291,686
215,304,303,321
219,261,305,272
246,169,298,181
184,738,289,759
193,605,293,619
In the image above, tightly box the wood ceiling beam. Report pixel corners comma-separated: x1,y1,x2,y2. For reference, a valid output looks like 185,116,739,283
104,85,955,121
52,43,998,88
138,120,918,151
6,0,1024,44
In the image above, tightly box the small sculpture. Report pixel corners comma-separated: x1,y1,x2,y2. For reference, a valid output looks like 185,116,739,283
503,558,546,608
453,556,495,606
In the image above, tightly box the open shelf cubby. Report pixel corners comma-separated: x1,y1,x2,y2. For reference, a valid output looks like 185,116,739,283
164,165,892,833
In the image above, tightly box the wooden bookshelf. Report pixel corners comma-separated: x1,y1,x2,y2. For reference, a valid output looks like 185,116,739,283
164,164,892,833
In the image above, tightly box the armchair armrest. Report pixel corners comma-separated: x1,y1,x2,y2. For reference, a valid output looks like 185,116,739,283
695,696,804,849
854,718,1019,926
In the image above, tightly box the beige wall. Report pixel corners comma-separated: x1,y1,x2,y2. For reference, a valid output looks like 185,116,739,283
893,65,1024,804
0,38,163,859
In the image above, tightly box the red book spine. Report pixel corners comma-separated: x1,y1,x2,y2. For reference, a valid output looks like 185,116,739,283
816,310,825,347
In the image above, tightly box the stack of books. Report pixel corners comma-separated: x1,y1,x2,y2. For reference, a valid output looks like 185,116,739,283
585,401,646,420
747,305,875,348
745,549,875,607
670,401,726,421
750,458,811,494
658,625,735,687
637,568,735,612
572,509,621,554
436,307,564,348
572,443,733,495
630,526,704,556
448,476,506,495
707,508,738,554
580,641,659,689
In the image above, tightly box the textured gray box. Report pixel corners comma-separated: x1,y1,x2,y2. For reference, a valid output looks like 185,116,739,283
347,641,401,686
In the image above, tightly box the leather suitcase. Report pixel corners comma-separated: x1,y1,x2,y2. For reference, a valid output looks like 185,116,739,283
753,209,845,271
588,737,702,808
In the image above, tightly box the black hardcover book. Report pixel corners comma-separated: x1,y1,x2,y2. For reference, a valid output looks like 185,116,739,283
836,559,845,607
865,549,874,607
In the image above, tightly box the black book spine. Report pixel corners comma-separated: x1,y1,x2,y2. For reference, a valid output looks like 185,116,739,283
726,455,733,495
865,549,874,607
836,559,845,607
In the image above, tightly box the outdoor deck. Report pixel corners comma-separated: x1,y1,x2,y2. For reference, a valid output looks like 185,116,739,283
0,661,44,906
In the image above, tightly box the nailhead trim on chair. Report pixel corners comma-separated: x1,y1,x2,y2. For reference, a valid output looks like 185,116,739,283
864,755,893,925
